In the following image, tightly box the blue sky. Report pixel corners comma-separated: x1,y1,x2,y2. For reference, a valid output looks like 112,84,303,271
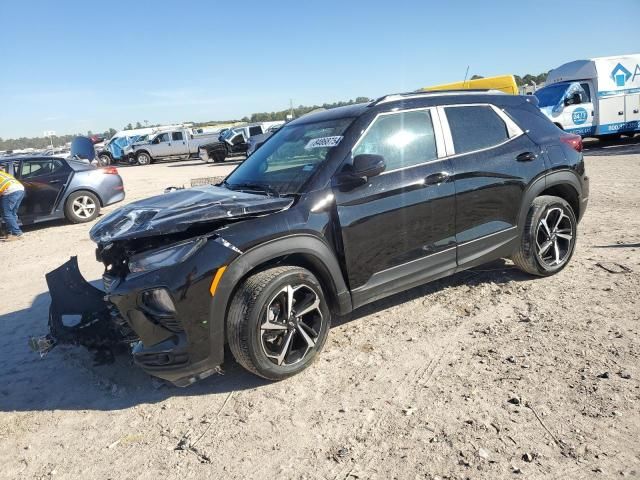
1,0,638,138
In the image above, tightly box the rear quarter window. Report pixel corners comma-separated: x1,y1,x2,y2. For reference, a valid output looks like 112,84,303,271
504,104,563,144
445,105,509,154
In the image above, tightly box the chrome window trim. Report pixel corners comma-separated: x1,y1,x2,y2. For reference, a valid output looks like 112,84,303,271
437,103,525,159
350,107,446,175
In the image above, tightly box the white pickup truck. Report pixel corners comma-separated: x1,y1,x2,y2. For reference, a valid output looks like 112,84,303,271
128,128,221,165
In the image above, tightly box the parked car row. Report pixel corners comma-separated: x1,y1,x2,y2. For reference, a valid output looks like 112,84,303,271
1,137,125,227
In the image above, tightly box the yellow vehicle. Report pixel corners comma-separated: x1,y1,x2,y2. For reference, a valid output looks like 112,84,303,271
421,75,519,95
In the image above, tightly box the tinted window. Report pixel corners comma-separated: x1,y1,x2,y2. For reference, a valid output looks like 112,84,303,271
445,106,509,154
580,83,591,102
353,110,437,171
248,126,262,137
231,133,245,145
20,159,64,178
157,133,170,143
171,132,184,141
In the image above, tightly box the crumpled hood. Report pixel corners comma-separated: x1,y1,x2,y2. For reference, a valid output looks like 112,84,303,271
89,185,293,243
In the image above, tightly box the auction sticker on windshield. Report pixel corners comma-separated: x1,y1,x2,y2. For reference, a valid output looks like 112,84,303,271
305,136,343,150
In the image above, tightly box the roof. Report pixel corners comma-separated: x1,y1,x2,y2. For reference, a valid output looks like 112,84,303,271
287,103,370,126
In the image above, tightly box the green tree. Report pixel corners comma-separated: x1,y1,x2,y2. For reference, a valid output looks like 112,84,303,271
135,121,143,129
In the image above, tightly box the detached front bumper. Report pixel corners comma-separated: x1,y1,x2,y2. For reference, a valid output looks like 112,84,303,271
44,235,239,386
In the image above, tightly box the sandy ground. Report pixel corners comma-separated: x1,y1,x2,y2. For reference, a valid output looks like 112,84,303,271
0,142,639,480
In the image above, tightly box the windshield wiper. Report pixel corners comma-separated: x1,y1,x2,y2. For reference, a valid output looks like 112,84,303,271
225,182,281,197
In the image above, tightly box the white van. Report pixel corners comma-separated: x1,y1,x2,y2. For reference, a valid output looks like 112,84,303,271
534,54,640,138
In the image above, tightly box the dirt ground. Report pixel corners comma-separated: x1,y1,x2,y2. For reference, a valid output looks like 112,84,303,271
0,142,639,480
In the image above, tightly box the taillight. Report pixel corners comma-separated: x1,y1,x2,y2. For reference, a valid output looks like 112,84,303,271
560,134,583,152
101,166,119,174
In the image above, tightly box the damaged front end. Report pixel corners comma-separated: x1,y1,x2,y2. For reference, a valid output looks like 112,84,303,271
35,185,293,386
30,257,138,363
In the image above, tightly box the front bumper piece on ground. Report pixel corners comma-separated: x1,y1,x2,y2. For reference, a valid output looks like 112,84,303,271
33,257,221,386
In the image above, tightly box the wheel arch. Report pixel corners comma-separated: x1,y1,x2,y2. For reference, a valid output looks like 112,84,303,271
518,171,583,229
64,187,105,208
206,234,352,365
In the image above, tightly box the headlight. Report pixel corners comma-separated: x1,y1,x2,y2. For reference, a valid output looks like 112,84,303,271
129,237,206,273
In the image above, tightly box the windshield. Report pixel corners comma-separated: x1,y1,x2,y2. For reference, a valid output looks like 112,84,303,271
222,129,237,141
224,117,354,195
534,83,570,108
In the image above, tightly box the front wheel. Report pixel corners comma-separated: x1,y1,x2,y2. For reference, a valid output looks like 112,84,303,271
65,191,101,223
136,152,152,166
512,195,577,276
97,154,111,166
227,266,331,380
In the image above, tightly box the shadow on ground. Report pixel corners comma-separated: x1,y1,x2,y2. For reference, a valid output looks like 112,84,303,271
0,260,530,413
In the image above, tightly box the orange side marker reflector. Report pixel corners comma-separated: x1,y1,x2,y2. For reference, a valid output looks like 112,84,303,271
209,266,227,297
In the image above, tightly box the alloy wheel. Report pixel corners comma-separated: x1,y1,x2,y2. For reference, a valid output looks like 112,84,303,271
260,284,324,366
72,195,97,219
535,206,574,268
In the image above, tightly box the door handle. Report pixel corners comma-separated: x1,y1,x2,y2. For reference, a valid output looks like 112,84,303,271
618,111,624,116
634,109,639,114
424,172,450,185
516,152,536,162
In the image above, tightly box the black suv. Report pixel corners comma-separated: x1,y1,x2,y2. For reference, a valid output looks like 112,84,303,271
46,91,588,386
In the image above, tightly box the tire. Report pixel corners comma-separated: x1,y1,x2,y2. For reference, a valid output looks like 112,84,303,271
213,150,226,163
512,195,577,276
98,154,111,166
136,151,152,166
65,191,101,224
227,266,331,380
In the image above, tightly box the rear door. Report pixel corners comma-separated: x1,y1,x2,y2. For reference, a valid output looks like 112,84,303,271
169,131,189,156
439,104,544,267
333,108,456,307
17,158,72,220
625,95,640,130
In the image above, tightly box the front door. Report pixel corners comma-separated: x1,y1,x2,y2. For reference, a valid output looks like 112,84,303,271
151,132,172,157
439,104,545,267
18,158,71,221
333,108,457,308
561,83,595,137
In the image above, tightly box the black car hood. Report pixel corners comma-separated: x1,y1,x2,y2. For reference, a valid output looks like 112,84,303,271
89,186,293,243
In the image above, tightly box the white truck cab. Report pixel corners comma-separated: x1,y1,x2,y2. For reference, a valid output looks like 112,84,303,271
535,54,640,138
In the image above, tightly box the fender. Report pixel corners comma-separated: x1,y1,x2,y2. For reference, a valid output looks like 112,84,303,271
517,169,583,230
207,234,352,366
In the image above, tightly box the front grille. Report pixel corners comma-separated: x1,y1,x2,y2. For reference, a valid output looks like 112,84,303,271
156,316,184,333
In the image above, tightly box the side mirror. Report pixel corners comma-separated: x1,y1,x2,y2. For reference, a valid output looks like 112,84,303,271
334,154,386,190
353,154,386,178
564,93,581,106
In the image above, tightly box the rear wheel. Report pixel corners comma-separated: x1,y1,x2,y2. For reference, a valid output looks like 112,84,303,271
512,195,577,276
227,266,331,380
136,152,152,166
65,191,100,223
98,154,111,166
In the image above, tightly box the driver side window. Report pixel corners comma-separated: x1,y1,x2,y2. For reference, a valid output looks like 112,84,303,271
353,110,437,171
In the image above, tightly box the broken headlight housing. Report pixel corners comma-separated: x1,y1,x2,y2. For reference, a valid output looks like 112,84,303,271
129,237,206,274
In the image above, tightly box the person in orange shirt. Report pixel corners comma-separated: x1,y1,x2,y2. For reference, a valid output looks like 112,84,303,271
0,168,25,241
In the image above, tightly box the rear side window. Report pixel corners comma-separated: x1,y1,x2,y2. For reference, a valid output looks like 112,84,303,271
354,110,437,171
172,132,184,141
248,126,262,137
445,106,509,154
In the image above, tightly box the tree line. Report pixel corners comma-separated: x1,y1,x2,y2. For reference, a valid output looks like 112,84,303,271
0,76,547,151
